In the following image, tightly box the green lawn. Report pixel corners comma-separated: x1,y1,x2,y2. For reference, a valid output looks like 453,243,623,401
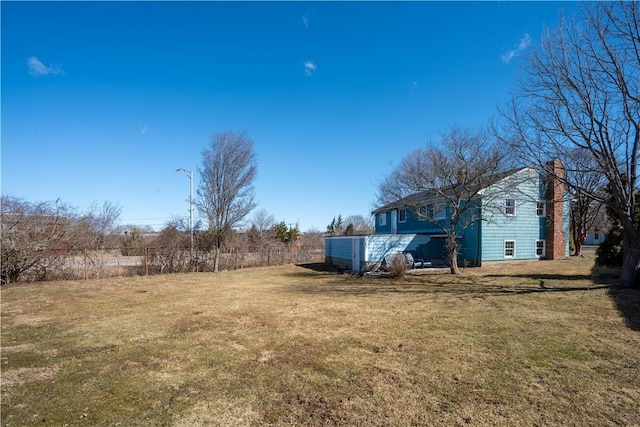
2,253,639,426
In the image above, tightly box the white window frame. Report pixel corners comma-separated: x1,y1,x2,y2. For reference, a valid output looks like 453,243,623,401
505,199,516,216
504,240,516,258
418,205,427,221
398,209,407,223
535,240,546,257
536,201,546,217
379,213,386,226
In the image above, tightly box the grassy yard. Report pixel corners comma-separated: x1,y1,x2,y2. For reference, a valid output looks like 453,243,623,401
1,253,639,426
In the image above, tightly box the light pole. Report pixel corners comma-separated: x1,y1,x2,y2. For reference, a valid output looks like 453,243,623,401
176,168,194,262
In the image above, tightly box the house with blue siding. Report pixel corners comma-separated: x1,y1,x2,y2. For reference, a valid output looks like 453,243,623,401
325,160,570,272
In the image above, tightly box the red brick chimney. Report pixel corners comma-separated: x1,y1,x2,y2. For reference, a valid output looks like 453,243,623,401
546,159,567,260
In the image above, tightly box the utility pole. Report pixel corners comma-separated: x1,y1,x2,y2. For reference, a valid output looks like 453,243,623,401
176,168,194,262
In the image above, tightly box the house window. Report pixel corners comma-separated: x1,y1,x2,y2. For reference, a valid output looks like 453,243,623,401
398,209,407,223
594,232,600,241
436,205,446,220
536,201,546,217
535,240,546,257
379,213,386,226
418,205,427,221
504,240,516,258
505,199,516,216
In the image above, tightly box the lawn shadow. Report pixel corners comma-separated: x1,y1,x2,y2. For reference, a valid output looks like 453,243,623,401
295,262,640,329
485,272,615,283
585,264,640,331
607,286,640,330
286,266,614,300
296,263,342,274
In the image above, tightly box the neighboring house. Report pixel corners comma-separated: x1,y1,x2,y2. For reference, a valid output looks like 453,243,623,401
584,225,608,245
584,230,604,245
325,160,570,272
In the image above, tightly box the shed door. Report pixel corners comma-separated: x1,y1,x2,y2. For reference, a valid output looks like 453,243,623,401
352,238,361,272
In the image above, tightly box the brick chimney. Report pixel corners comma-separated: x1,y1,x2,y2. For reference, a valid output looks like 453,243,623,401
546,159,567,260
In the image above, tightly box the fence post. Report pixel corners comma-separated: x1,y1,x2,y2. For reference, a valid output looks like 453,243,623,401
145,247,149,276
83,250,88,280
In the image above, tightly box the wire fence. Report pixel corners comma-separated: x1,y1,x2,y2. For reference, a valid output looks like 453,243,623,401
8,245,325,284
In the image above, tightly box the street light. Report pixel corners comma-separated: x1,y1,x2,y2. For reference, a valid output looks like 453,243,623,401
176,168,194,262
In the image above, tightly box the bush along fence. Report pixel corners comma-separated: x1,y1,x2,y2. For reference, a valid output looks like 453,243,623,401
1,244,325,285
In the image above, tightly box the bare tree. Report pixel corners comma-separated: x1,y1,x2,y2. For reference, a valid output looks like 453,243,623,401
250,208,275,246
196,130,258,272
564,149,607,256
69,200,122,278
377,126,509,274
1,196,73,284
343,215,374,235
148,225,189,274
499,2,640,287
85,200,122,249
247,209,276,264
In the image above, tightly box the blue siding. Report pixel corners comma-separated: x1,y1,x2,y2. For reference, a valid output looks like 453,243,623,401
325,234,434,271
375,212,392,234
324,237,353,265
396,209,442,234
363,167,571,267
461,220,482,265
480,169,547,261
364,234,431,263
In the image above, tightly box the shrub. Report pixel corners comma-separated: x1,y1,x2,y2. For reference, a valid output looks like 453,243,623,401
595,225,624,267
388,253,408,279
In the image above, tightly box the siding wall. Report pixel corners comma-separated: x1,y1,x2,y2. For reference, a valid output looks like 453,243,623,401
376,209,444,234
584,232,604,245
375,212,392,234
480,169,548,261
460,220,482,265
325,234,432,272
395,209,442,234
324,236,356,269
368,167,571,265
364,234,431,263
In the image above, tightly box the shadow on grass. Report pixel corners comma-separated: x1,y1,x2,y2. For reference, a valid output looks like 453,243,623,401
584,264,640,331
607,286,640,330
288,265,614,299
296,262,640,330
296,263,342,274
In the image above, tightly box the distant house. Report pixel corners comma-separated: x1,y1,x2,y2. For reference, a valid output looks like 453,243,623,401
584,226,606,245
325,160,570,272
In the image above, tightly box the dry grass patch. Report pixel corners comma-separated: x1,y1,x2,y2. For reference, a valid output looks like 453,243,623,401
1,255,639,426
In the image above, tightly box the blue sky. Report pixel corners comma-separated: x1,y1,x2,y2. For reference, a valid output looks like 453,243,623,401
1,1,579,232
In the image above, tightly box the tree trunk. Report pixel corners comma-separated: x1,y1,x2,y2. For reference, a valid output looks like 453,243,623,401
449,254,460,275
574,239,583,257
447,235,461,275
620,236,640,288
213,245,221,272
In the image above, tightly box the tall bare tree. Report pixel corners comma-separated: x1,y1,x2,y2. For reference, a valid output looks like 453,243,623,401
499,2,640,287
197,130,258,272
377,126,509,274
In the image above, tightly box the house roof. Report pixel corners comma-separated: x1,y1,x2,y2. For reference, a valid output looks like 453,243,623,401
372,166,529,214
